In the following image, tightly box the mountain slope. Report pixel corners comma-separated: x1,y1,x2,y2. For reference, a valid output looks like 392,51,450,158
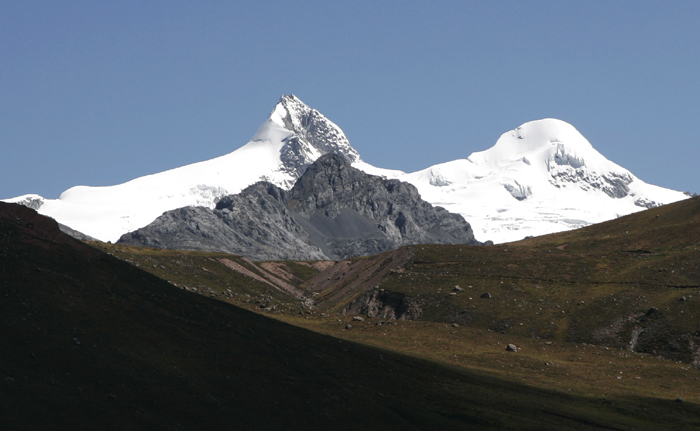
84,197,700,429
5,97,687,244
107,197,700,370
7,201,692,430
118,154,480,260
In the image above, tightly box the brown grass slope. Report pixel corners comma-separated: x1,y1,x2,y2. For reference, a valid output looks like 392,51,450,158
328,197,700,364
112,198,700,366
84,199,700,429
6,202,694,430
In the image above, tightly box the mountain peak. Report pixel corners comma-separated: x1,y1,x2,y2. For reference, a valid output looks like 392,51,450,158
4,98,687,245
262,94,361,182
468,118,594,169
462,118,641,200
269,93,307,126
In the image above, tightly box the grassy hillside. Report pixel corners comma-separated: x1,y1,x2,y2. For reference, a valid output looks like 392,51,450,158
78,198,700,429
8,203,700,429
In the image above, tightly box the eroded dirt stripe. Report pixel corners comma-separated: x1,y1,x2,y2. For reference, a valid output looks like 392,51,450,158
243,258,304,298
218,258,303,298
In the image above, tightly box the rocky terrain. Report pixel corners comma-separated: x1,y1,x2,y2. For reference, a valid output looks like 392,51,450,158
109,196,700,370
118,154,482,260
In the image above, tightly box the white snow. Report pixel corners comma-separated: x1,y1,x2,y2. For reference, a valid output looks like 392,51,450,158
9,114,300,242
401,119,686,243
3,100,689,245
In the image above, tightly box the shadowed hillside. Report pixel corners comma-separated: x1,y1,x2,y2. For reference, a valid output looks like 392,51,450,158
7,202,698,429
79,198,700,428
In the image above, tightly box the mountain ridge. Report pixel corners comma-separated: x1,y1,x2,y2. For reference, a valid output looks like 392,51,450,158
4,95,688,243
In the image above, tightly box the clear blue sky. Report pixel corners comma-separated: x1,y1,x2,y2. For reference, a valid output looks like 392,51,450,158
2,1,698,199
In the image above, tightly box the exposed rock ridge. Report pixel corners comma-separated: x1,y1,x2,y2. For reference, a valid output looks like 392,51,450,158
343,288,423,320
121,182,327,261
546,153,635,201
118,154,482,260
275,94,360,181
286,154,481,258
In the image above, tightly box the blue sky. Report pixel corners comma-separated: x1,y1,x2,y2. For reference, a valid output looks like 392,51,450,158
2,1,698,199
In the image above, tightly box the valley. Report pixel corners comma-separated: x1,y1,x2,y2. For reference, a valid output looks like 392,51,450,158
11,200,700,429
75,196,700,428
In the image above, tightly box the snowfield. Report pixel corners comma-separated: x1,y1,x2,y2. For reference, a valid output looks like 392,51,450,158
4,95,688,244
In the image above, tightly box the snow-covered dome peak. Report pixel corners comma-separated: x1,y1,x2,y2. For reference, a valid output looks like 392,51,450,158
514,118,591,148
467,118,594,169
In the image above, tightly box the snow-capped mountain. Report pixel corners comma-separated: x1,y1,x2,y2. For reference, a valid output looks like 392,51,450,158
403,119,687,243
5,95,688,244
7,95,399,242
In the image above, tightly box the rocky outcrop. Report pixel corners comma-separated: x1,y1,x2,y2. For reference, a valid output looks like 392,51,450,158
585,308,700,367
118,154,481,260
119,183,327,261
343,288,422,320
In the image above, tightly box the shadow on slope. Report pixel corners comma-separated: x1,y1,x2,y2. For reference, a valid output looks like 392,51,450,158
4,202,690,430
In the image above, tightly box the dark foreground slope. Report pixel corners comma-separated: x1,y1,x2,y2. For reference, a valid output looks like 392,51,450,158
119,154,481,260
95,198,700,427
4,204,698,430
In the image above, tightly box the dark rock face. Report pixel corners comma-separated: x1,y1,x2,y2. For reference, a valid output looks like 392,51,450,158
121,183,327,261
119,154,481,260
286,154,479,259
